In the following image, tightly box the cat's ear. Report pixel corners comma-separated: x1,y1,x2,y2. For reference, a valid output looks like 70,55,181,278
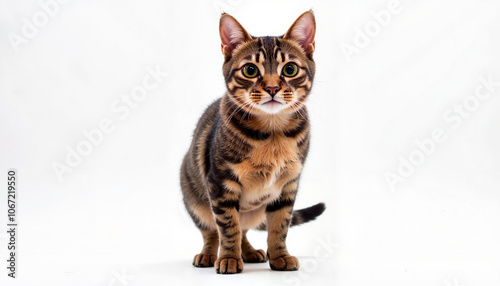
219,13,252,58
284,11,316,56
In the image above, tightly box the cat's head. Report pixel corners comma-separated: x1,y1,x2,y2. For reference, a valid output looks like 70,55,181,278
220,11,315,116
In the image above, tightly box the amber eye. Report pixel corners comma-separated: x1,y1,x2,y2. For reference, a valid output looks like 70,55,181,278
242,64,259,78
282,62,299,77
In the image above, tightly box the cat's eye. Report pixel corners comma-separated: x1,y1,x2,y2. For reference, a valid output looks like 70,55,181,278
242,64,259,78
282,63,299,77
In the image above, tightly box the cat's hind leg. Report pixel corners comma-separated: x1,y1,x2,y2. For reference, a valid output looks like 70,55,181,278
241,230,267,263
193,229,218,267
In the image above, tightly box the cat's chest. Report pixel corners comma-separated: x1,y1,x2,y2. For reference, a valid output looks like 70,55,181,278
231,136,302,212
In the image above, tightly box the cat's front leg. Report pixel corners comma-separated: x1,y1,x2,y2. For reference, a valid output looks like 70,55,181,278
207,171,243,274
265,179,300,271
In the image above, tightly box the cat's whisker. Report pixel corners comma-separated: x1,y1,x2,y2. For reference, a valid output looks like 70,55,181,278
247,102,257,120
225,103,244,126
225,105,244,126
241,100,259,123
290,101,308,122
225,96,255,126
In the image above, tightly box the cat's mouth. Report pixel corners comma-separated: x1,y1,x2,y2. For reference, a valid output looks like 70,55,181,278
258,98,288,114
262,98,285,106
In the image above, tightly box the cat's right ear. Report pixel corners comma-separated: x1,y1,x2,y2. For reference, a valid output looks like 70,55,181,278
219,14,252,59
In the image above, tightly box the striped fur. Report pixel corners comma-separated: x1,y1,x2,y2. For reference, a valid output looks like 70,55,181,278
180,11,324,274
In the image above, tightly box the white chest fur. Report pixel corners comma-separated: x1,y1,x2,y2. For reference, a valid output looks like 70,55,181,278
230,134,303,212
239,170,282,212
240,189,281,212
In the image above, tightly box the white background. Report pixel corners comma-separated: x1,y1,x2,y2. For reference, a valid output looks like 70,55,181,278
1,0,500,285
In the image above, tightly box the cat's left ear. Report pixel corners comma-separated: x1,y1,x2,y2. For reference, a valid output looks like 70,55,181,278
284,11,316,56
220,14,252,59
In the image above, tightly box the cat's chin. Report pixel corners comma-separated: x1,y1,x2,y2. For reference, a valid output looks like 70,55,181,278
257,100,288,115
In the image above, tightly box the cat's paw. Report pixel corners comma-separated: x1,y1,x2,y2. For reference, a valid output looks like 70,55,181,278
192,253,216,267
215,257,243,274
242,249,268,263
269,255,300,271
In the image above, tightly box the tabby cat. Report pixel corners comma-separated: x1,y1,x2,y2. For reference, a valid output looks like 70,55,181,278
180,11,325,274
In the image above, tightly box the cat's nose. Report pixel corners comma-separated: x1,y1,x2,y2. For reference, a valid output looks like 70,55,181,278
264,86,280,97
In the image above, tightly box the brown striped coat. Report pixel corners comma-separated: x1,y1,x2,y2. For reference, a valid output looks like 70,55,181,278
180,11,325,274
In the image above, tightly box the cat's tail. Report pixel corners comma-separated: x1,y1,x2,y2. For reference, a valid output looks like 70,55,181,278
256,202,326,230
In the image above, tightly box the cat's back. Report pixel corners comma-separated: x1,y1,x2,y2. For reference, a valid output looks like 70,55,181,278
183,98,221,184
192,98,221,139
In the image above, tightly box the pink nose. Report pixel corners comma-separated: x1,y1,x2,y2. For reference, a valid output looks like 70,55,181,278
264,85,280,96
